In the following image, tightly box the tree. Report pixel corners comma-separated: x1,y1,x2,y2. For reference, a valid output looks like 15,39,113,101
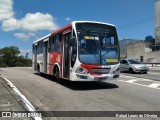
0,46,32,67
0,46,20,67
15,56,26,67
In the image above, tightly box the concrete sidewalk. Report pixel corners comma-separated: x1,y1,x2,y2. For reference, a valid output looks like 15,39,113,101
0,76,32,120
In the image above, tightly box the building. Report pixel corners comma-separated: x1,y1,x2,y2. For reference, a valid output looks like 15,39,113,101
119,39,141,58
124,40,160,63
119,0,160,63
120,38,160,63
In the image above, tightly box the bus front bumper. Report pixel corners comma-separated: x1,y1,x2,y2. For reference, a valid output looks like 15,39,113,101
70,73,120,81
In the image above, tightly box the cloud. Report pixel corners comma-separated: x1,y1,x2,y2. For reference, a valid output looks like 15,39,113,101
14,32,36,40
2,18,20,31
65,17,71,21
21,12,59,31
20,49,32,53
0,0,59,32
2,12,59,31
0,0,14,20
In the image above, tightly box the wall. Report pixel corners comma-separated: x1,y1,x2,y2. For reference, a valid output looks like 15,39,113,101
145,51,160,62
119,39,127,58
127,40,160,62
127,41,145,61
119,39,141,58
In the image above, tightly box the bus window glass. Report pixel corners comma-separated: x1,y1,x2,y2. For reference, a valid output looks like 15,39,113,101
50,36,54,52
100,33,118,65
54,33,62,52
76,23,119,65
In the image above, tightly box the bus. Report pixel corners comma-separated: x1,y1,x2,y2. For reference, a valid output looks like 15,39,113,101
32,21,120,82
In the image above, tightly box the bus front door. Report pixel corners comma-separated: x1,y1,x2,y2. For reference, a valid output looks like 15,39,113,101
63,32,71,79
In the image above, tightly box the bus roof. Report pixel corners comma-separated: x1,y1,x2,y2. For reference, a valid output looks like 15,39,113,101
72,21,116,27
50,21,116,36
33,21,116,44
51,23,72,36
33,33,50,44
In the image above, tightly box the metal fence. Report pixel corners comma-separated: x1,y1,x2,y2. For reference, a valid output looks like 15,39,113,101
144,63,160,67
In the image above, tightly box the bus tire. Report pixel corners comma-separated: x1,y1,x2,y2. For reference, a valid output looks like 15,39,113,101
53,66,61,83
37,64,41,76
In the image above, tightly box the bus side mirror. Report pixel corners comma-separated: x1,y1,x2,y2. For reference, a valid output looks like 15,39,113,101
70,37,76,46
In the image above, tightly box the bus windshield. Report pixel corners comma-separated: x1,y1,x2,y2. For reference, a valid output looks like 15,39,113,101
76,23,119,65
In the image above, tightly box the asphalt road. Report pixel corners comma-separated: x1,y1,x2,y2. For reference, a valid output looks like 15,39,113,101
121,71,160,81
0,67,160,120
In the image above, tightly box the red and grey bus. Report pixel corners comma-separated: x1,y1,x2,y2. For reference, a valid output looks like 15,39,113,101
32,21,120,82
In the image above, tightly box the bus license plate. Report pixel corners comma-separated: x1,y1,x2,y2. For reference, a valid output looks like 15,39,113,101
97,77,108,81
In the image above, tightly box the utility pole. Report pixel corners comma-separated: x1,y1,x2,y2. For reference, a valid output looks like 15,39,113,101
155,0,160,44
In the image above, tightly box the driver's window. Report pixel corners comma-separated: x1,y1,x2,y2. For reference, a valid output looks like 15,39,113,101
111,37,115,46
101,35,113,48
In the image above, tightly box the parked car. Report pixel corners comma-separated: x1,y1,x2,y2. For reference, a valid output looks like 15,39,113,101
120,59,149,74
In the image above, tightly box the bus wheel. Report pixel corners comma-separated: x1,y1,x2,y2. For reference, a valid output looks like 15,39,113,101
37,64,41,76
54,66,61,83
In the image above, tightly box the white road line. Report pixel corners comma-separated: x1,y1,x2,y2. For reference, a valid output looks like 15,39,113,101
148,83,160,88
125,79,138,83
119,80,160,90
135,78,153,82
120,74,135,79
1,76,43,120
118,78,153,82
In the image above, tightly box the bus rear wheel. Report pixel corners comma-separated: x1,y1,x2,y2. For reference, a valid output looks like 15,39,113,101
54,66,61,83
37,64,41,76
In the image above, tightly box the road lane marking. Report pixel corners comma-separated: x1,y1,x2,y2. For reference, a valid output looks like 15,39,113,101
120,74,135,79
148,83,160,88
135,78,153,82
119,79,160,90
118,78,154,82
1,76,43,120
125,79,138,83
118,75,160,89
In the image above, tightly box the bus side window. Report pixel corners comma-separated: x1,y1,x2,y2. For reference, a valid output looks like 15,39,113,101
54,33,62,52
39,41,43,53
37,42,40,54
51,36,55,52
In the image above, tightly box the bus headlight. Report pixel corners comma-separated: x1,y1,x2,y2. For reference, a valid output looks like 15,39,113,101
75,67,89,74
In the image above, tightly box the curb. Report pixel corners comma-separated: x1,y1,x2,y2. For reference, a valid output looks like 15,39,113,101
0,76,42,120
